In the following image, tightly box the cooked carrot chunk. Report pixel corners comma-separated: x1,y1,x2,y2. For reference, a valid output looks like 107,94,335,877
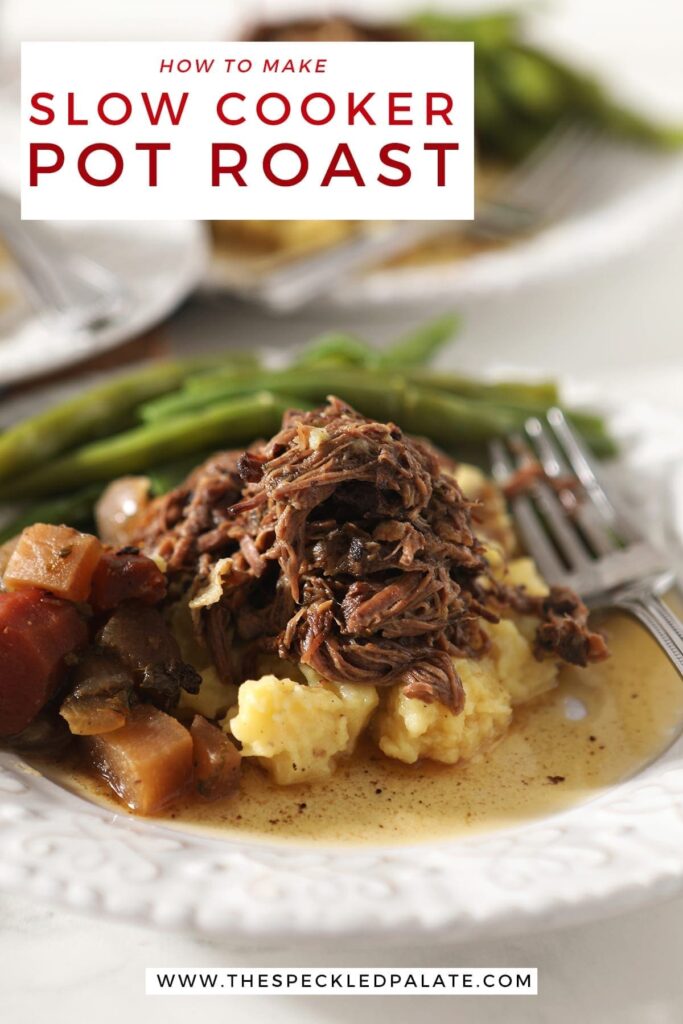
4,524,103,603
89,549,166,612
87,705,193,814
0,588,88,736
190,714,241,800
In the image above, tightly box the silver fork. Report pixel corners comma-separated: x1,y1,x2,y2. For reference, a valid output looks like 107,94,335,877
470,121,599,241
249,121,601,311
490,408,683,676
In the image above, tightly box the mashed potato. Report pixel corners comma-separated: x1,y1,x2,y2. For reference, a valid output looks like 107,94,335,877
375,655,512,766
495,556,551,646
497,556,549,597
212,219,356,258
196,464,560,784
227,675,378,785
179,666,237,720
225,613,558,782
374,615,557,766
486,619,557,706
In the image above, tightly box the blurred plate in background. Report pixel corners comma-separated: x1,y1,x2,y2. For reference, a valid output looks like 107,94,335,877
206,146,683,309
205,0,683,308
0,101,209,388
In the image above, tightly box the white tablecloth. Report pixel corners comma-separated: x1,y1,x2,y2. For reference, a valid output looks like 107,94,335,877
3,887,683,1023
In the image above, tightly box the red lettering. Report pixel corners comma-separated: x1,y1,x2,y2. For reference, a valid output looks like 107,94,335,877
29,143,64,185
29,93,55,126
321,143,365,187
301,93,335,125
388,92,413,126
97,93,133,126
67,93,87,125
78,144,124,186
216,93,246,126
348,92,375,125
135,142,171,186
141,91,189,126
263,144,308,186
212,143,247,186
257,93,290,125
424,142,459,186
426,93,454,125
378,143,411,186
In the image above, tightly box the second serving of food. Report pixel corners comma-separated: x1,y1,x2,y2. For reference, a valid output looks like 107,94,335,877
214,7,683,267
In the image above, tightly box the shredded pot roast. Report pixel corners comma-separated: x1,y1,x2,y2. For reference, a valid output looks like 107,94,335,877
139,398,607,713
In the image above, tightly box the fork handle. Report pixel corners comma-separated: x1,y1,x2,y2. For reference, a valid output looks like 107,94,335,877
616,592,683,677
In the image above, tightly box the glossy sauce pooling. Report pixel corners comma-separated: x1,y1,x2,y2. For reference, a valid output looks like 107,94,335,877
38,612,683,845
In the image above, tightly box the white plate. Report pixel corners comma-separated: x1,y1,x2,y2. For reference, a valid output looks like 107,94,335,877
326,153,683,308
0,101,209,388
1,386,683,946
206,0,683,308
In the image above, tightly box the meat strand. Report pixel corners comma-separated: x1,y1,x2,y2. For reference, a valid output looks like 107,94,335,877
137,399,607,712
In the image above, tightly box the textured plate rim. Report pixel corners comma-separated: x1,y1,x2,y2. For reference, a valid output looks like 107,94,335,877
2,736,683,946
1,395,683,946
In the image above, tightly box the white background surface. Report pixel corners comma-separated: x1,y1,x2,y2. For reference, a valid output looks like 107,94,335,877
2,1,683,1022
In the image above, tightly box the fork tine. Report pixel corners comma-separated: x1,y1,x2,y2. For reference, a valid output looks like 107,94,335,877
498,123,587,195
473,123,599,241
503,123,596,207
546,407,641,543
525,416,617,557
490,439,566,584
513,429,590,570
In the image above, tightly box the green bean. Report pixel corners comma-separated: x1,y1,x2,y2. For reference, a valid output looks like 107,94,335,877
409,371,560,406
155,371,515,443
567,423,616,459
141,369,612,456
0,363,182,482
415,384,613,455
518,46,683,149
411,385,601,437
0,356,259,485
492,47,570,123
474,63,510,139
415,14,683,156
410,392,613,456
480,401,615,457
0,451,240,542
291,332,378,369
2,392,297,502
4,383,523,503
475,93,550,162
0,485,102,544
317,380,521,445
377,314,461,369
595,99,683,150
142,366,561,424
0,352,264,483
493,400,605,437
394,386,517,447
